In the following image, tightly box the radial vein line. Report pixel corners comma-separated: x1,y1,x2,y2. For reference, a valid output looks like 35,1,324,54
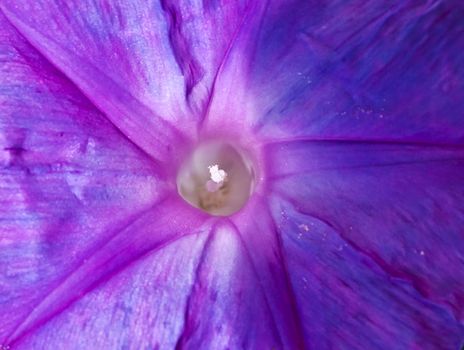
174,224,216,349
197,2,256,130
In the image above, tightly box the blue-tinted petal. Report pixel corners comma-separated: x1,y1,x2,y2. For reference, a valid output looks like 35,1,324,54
249,0,464,143
175,222,283,349
268,140,464,327
2,194,208,347
194,1,267,139
272,198,464,349
230,197,307,348
0,2,186,162
14,232,209,350
156,0,250,114
1,1,256,161
0,13,189,346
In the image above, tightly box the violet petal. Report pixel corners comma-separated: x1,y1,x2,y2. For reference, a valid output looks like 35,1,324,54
0,13,205,346
175,222,282,349
268,140,464,326
1,1,261,160
14,232,210,349
231,196,307,348
1,2,188,161
1,0,463,348
271,197,464,349
250,1,464,143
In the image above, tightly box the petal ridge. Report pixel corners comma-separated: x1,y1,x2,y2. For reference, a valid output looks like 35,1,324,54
5,196,208,347
0,6,187,163
160,0,206,103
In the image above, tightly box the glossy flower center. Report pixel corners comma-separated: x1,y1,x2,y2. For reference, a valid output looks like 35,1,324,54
177,141,255,216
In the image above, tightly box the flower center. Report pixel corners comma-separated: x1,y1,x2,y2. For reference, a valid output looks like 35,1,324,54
176,141,255,216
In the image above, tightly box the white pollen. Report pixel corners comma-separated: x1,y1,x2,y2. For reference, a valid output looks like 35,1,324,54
208,164,227,183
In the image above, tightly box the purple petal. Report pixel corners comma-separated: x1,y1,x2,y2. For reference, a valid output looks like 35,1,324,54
0,2,186,162
267,140,464,328
0,14,206,346
12,212,299,349
2,0,463,348
1,1,256,160
0,0,187,114
272,197,464,349
14,232,209,349
230,197,307,348
248,1,464,143
157,0,250,113
175,221,282,349
196,1,267,139
3,195,207,347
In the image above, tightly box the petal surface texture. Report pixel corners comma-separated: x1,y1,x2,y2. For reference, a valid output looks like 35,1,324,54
0,9,155,339
1,0,464,349
268,141,464,349
0,11,209,347
249,0,464,143
0,0,252,161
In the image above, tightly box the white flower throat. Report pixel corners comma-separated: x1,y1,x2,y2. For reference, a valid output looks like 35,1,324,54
177,141,255,216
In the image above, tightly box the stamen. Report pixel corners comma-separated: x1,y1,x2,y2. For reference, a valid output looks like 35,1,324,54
177,141,255,216
208,164,227,184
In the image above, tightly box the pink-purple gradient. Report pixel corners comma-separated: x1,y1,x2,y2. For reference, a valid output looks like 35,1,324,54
1,1,463,349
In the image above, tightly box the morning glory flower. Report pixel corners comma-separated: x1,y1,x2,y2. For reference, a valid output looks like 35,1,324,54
1,0,463,349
